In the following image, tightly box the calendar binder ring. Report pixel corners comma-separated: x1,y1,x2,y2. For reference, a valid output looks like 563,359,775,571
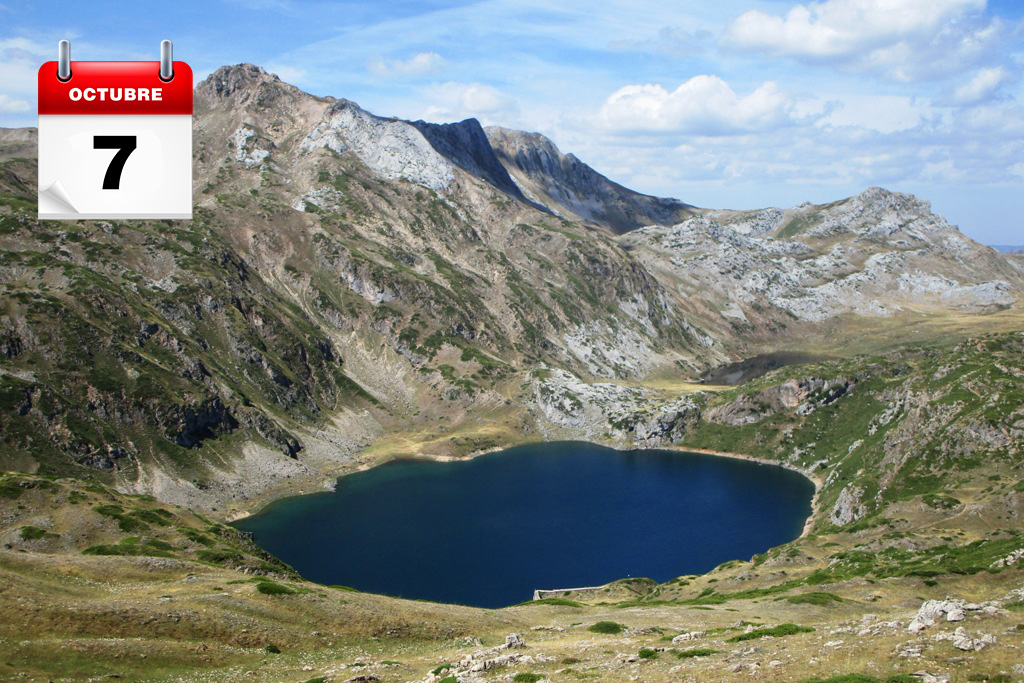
159,40,174,81
57,40,71,82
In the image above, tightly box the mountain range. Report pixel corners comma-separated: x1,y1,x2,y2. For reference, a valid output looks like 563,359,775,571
0,62,1021,512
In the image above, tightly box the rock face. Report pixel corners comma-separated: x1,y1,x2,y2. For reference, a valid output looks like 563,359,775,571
830,485,866,527
706,377,853,426
531,368,700,444
486,126,695,233
300,100,456,192
411,118,528,202
171,398,239,449
990,547,1024,568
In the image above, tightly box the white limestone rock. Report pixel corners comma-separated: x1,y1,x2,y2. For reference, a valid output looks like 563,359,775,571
301,101,455,192
830,485,866,527
908,599,969,633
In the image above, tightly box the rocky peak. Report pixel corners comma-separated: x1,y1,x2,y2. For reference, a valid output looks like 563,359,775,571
486,126,693,234
196,64,313,115
856,186,930,210
797,186,952,243
199,64,278,99
843,187,935,225
411,118,528,201
486,127,562,173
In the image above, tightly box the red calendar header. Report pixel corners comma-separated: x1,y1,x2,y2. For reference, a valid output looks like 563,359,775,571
38,61,192,115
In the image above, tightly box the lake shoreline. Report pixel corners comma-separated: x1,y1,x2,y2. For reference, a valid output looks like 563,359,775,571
233,440,818,608
666,446,823,539
394,441,823,540
229,437,823,543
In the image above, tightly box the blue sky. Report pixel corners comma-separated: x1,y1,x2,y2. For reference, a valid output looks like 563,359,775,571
2,0,1022,243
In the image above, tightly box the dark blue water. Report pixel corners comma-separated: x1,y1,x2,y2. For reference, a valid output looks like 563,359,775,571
234,442,814,608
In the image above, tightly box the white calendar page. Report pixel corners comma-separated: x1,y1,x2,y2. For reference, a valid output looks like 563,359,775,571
38,114,191,219
37,59,193,220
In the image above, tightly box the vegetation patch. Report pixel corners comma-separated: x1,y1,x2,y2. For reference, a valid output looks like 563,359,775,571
726,623,814,642
638,648,659,660
179,526,216,546
255,580,297,596
513,674,545,683
0,476,27,499
18,525,57,541
674,648,719,659
197,548,244,564
782,592,845,607
93,504,150,533
922,493,961,509
516,598,583,608
587,621,625,634
83,536,175,558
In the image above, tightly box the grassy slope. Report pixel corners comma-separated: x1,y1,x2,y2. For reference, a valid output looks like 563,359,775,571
0,474,519,681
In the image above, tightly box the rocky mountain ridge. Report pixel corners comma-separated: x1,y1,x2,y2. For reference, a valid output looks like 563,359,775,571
1,64,1022,514
623,187,1023,343
485,125,696,233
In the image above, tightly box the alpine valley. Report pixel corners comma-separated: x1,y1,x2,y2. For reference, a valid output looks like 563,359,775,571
1,65,1024,683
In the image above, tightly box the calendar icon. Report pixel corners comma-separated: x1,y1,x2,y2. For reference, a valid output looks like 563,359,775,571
38,41,192,220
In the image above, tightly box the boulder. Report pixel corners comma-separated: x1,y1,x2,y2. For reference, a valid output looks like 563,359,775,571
505,633,526,649
908,599,967,633
949,627,994,652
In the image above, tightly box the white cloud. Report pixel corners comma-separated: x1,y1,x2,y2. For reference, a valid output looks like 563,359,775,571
0,93,29,113
954,101,1024,137
726,0,983,57
0,37,48,122
724,0,1000,80
818,95,930,133
0,37,50,95
419,82,520,123
950,66,1010,105
596,75,803,136
368,52,446,79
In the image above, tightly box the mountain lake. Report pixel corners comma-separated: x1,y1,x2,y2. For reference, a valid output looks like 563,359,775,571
233,441,815,608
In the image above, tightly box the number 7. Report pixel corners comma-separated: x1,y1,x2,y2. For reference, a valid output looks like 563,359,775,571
93,135,137,190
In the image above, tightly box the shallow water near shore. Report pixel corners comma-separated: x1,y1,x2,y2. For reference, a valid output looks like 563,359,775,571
701,351,830,385
233,441,814,608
